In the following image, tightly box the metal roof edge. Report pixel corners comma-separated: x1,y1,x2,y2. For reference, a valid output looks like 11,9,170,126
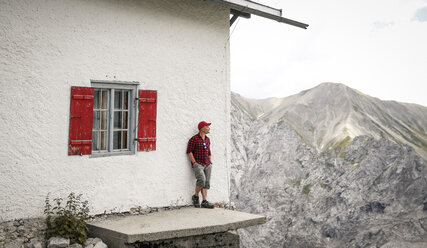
207,0,308,29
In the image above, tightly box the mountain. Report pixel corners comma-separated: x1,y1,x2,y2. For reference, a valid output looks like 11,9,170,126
230,83,427,247
232,83,427,161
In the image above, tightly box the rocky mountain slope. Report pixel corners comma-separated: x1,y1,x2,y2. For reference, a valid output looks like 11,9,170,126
230,83,427,247
232,83,427,161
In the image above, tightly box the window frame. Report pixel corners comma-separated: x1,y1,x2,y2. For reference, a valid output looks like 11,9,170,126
90,80,139,158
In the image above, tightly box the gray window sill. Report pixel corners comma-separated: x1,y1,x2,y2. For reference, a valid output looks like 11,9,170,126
90,151,135,158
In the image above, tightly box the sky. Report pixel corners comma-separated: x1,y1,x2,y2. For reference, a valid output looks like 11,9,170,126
230,0,427,107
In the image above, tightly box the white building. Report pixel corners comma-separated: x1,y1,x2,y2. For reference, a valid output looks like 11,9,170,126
0,0,307,222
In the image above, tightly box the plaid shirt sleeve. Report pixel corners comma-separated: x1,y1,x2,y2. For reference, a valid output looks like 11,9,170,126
186,136,195,154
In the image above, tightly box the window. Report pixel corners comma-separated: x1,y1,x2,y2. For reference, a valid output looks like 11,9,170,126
68,81,157,157
91,81,137,156
92,88,131,152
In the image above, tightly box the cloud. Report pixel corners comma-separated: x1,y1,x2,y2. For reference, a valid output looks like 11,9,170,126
372,21,395,31
413,6,427,22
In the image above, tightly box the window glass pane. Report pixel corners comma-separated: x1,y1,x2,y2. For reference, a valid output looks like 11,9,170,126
91,85,135,154
101,111,107,130
123,91,129,110
93,111,100,130
113,131,121,149
123,111,128,129
114,90,122,109
94,90,100,109
114,111,122,129
101,90,108,110
101,131,107,150
122,131,127,149
92,131,99,151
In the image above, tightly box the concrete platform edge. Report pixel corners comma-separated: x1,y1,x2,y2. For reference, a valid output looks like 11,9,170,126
126,216,266,242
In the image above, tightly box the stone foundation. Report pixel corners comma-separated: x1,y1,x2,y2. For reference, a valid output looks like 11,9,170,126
1,217,240,248
0,218,46,248
131,230,239,248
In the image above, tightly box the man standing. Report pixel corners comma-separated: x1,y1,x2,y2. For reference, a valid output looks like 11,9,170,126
187,121,215,208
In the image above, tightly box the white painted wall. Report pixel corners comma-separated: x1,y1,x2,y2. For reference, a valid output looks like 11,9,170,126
0,0,231,221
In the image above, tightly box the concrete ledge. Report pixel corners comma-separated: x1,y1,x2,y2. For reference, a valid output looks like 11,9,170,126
88,207,265,247
133,230,240,248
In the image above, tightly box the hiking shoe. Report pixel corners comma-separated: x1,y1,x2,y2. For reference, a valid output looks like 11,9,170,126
192,195,200,208
201,200,215,209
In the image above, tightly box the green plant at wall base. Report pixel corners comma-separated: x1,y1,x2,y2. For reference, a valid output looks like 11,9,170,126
44,193,89,244
302,184,312,195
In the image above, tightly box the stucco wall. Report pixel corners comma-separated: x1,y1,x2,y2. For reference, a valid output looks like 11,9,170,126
0,0,231,221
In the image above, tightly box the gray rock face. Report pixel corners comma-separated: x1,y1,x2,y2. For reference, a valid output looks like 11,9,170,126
47,237,69,248
83,238,106,248
92,242,106,248
68,244,83,248
32,242,43,248
230,85,427,248
4,240,21,248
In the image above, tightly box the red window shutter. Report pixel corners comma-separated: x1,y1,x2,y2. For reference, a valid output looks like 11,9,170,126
136,90,157,151
68,86,94,155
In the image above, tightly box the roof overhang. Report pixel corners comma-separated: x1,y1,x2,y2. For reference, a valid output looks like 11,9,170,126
207,0,309,29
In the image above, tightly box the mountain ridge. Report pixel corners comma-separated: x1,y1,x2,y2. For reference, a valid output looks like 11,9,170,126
232,82,427,160
233,82,427,113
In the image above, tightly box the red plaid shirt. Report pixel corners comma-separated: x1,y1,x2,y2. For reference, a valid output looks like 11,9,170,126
187,134,211,166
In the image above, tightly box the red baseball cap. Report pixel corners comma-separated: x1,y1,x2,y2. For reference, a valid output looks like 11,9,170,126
198,121,211,130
